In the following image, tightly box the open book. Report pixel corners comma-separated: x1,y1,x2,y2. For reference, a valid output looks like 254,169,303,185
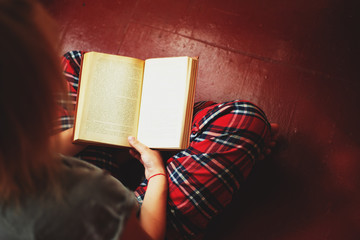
73,52,198,150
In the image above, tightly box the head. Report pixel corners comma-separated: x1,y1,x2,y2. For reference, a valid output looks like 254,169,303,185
0,0,65,203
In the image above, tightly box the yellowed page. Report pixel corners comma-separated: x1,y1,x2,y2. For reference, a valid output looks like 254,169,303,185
137,57,190,149
74,52,144,147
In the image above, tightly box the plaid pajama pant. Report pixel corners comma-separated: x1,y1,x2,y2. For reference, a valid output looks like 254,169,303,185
59,51,272,240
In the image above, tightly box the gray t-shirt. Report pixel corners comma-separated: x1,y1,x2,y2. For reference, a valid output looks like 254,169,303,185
0,156,138,240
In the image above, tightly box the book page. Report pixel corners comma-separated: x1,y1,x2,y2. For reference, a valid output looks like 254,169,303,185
74,52,144,147
137,57,190,148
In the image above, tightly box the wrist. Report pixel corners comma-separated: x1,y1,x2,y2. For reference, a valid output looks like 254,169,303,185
146,167,166,179
147,173,167,182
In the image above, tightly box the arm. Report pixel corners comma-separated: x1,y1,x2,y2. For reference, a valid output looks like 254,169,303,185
139,169,167,240
125,136,168,240
50,128,87,156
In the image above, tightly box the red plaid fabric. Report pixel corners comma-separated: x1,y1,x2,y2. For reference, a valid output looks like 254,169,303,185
59,51,272,240
56,51,83,132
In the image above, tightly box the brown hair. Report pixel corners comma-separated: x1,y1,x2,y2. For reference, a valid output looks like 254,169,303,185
0,0,65,203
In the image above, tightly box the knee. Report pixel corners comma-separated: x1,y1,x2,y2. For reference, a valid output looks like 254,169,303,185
209,100,272,151
232,100,272,151
61,51,84,75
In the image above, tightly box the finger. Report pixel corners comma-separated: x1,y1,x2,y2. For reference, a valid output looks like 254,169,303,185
128,136,149,154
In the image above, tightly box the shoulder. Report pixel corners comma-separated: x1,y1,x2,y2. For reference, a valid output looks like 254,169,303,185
59,155,138,215
0,156,138,240
60,155,125,194
42,156,138,239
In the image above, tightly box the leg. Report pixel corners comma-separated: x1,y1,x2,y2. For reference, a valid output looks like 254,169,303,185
55,51,83,133
135,100,272,239
57,51,120,176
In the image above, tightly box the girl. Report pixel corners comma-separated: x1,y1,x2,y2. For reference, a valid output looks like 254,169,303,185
0,0,277,239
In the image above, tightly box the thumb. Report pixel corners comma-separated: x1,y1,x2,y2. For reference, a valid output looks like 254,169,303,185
128,136,148,154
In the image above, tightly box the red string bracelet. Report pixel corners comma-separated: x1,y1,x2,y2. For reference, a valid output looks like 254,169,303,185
147,173,166,182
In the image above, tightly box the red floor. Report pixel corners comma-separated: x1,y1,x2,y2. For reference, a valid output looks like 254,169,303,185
42,0,360,239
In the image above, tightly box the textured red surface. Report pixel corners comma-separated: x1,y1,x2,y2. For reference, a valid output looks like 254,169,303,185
41,0,360,239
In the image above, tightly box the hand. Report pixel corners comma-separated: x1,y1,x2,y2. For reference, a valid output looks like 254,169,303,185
128,136,165,179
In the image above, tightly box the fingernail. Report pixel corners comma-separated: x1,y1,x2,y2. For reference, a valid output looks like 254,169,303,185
128,136,135,142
